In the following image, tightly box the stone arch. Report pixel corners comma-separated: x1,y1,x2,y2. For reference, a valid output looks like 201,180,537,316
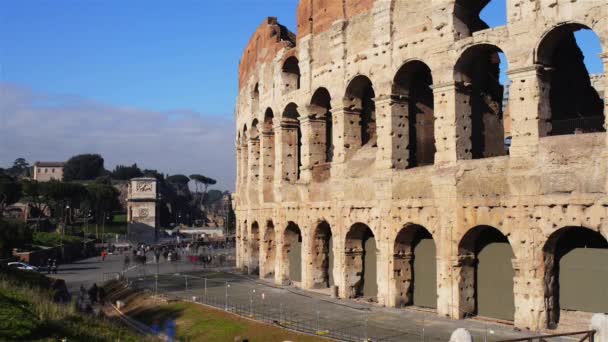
282,103,302,182
260,220,276,279
392,60,435,168
344,75,377,150
457,225,515,321
344,222,378,300
392,224,436,308
535,23,605,136
249,221,260,275
250,119,260,139
281,221,302,284
282,56,301,92
542,226,608,329
310,87,334,163
311,220,334,289
454,44,508,160
453,0,506,40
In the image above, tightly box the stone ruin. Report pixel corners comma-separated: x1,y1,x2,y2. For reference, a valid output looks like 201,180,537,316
233,0,608,332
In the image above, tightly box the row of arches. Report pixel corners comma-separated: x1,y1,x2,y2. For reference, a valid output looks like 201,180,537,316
239,23,605,184
239,220,608,328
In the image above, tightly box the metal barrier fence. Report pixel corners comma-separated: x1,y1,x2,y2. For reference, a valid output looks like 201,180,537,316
118,256,534,342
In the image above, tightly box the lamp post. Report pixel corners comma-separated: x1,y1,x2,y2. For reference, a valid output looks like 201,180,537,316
61,204,69,260
225,282,230,310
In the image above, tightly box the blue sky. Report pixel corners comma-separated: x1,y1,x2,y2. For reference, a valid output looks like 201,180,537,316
0,0,604,190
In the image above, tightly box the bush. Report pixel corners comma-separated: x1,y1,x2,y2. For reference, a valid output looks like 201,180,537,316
0,219,32,258
33,232,82,247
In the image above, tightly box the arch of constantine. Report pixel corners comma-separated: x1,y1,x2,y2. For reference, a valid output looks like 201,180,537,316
234,0,608,331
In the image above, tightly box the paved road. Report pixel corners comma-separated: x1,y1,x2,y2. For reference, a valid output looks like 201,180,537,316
53,254,545,342
51,251,218,293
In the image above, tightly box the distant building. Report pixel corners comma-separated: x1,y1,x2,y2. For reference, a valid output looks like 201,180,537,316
33,162,64,182
127,177,159,244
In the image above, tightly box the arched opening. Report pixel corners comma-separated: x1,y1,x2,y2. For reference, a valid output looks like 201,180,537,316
344,75,377,149
458,225,515,321
311,221,334,289
543,226,608,329
454,0,507,39
537,24,605,136
261,220,276,279
310,88,334,163
454,44,509,159
262,109,275,202
344,223,377,300
393,224,436,308
252,83,260,113
392,61,435,167
282,103,302,182
282,56,301,92
249,221,260,275
282,222,302,284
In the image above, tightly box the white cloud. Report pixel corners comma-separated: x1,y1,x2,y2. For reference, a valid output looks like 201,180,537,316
0,82,236,191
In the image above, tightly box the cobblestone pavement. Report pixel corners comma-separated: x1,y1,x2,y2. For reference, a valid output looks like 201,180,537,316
126,266,539,342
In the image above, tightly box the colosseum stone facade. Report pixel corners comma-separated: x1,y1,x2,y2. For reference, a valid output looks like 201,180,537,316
234,0,608,332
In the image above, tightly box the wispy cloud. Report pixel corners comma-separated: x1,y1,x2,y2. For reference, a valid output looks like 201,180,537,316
0,83,236,191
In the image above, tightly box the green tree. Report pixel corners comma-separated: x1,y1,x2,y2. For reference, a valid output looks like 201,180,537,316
0,175,21,216
21,180,51,231
166,174,190,185
189,174,216,210
85,183,120,227
142,169,164,180
112,163,143,180
45,181,87,227
63,154,105,181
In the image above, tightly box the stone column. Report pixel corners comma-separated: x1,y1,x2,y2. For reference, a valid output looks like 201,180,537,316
240,142,249,204
260,130,275,203
247,137,260,206
376,94,408,170
375,237,391,307
236,145,241,191
332,107,362,163
276,118,300,184
506,66,549,158
299,114,326,183
436,255,452,318
236,221,242,269
512,258,546,331
433,82,470,164
300,223,315,290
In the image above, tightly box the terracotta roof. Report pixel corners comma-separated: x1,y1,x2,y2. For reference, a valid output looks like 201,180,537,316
34,162,65,167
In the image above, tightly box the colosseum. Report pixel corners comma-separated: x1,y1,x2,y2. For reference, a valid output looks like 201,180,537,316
233,0,608,332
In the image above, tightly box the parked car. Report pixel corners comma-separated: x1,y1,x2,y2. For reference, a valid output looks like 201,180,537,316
7,262,40,272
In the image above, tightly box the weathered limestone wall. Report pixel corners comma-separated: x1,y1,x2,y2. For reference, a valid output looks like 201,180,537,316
234,0,608,332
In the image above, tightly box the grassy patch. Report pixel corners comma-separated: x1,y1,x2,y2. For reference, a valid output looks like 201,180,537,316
133,301,326,342
105,282,326,342
0,269,143,341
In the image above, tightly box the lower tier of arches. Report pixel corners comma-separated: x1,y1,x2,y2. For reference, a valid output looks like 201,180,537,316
235,209,608,332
